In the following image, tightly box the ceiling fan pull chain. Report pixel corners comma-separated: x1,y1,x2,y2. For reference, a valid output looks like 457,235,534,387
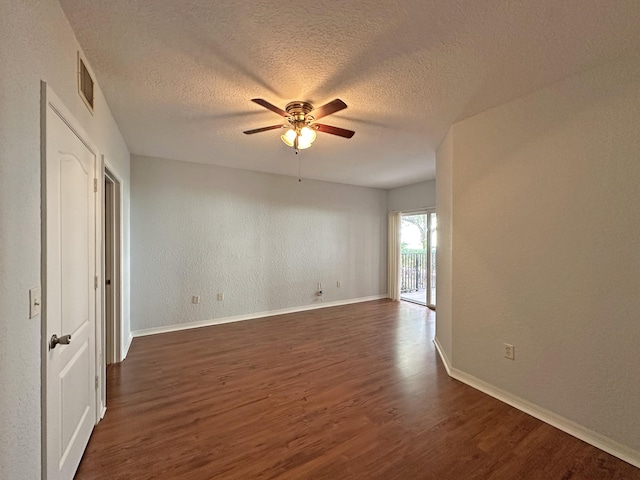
298,156,302,182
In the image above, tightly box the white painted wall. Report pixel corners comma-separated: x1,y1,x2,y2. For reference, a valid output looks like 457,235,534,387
0,1,130,478
434,131,453,360
387,180,435,212
131,155,387,332
437,57,640,455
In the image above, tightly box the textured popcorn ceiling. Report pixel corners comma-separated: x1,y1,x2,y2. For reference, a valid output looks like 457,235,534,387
60,0,640,188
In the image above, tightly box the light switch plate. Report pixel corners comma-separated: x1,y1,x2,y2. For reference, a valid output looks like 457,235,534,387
30,286,41,318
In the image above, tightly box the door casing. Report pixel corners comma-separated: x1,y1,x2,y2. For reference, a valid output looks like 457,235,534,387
101,162,123,409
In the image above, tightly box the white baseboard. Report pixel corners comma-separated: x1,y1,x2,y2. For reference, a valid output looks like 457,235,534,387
131,295,388,338
432,336,452,376
432,336,640,469
121,332,133,360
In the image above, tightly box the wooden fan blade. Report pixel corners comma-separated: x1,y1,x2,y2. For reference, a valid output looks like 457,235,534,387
314,123,355,139
251,98,288,117
312,99,347,120
243,125,284,134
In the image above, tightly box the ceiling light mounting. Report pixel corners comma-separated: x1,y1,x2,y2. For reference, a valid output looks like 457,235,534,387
285,101,314,119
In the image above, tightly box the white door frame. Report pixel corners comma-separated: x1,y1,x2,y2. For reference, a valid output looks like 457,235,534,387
425,209,436,309
100,160,124,410
399,208,436,307
41,82,104,478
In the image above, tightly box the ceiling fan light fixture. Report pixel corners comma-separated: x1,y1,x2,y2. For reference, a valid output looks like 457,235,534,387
281,128,297,147
298,126,317,149
281,126,316,150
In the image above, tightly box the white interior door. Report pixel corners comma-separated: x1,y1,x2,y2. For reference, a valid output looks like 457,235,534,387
43,85,97,480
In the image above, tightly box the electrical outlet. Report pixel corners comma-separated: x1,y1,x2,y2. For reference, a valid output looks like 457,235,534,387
192,295,200,305
336,281,341,288
504,343,515,360
217,293,224,301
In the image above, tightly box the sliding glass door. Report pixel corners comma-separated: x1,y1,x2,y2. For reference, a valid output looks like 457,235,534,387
400,210,436,307
428,211,436,308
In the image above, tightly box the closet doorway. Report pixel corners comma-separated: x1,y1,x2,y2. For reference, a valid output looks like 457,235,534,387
104,166,122,366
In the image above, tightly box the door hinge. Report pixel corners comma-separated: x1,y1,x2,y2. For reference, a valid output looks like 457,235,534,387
95,376,99,390
94,178,98,192
94,275,98,289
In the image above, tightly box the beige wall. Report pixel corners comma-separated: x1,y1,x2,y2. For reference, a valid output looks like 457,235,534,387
0,1,130,478
131,155,387,332
437,56,640,455
387,180,436,212
435,130,453,359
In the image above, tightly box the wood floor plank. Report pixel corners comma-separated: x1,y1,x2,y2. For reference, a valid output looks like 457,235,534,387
75,300,639,479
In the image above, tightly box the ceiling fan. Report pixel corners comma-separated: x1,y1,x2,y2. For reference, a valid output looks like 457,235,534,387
243,98,355,151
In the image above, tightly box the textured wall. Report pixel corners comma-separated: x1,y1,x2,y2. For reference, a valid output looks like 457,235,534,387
445,57,640,452
435,131,453,360
131,155,387,331
0,1,130,478
387,180,435,212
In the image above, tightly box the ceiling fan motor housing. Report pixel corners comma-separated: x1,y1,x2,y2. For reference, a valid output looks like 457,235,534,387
285,101,314,125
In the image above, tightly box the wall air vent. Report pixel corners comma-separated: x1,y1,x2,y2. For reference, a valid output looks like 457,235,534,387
78,53,94,113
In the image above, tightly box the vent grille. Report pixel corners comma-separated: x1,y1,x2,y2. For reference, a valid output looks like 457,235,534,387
78,54,94,112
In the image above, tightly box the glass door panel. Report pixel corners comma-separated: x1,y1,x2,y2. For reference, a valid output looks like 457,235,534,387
428,212,437,308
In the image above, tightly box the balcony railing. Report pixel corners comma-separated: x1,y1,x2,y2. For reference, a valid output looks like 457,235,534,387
401,252,427,293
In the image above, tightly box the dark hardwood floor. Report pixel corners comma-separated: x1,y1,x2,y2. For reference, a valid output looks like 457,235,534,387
76,300,639,479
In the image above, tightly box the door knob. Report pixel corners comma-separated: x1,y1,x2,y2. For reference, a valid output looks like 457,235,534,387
50,334,71,350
